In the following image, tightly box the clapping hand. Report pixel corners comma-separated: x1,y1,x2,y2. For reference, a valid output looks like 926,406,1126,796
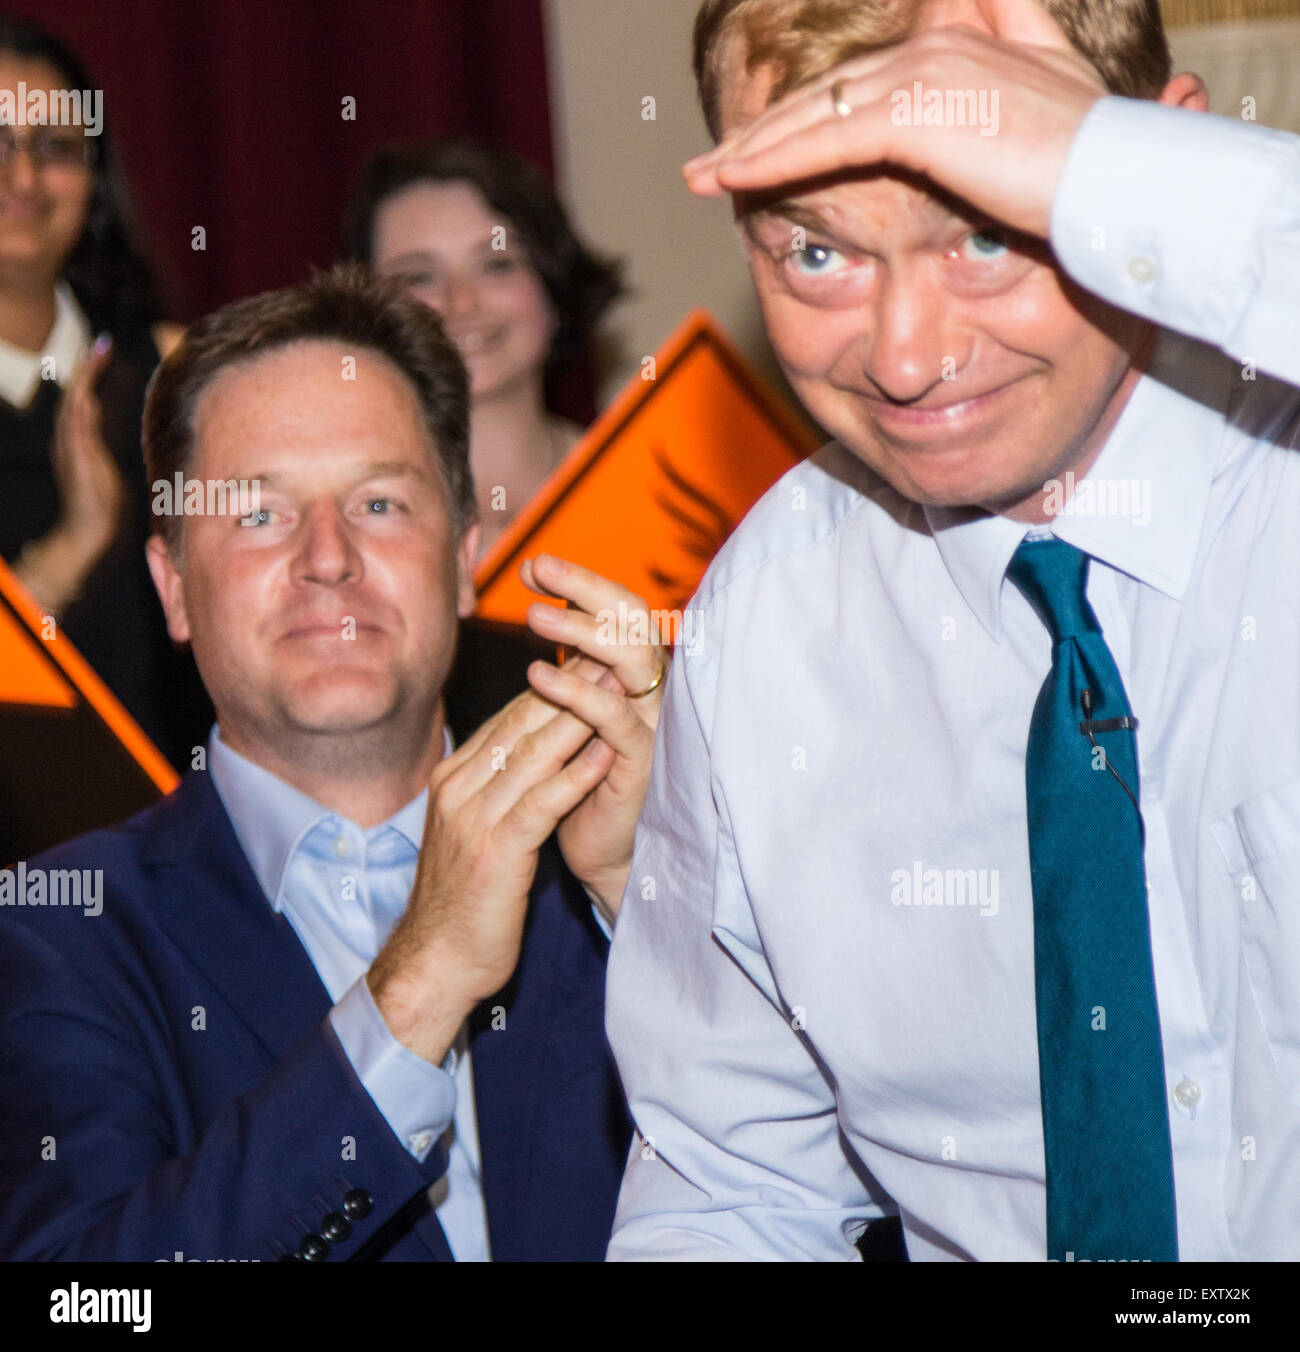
521,554,668,926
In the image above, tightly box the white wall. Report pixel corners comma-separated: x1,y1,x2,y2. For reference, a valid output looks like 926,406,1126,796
1167,19,1300,131
542,0,784,408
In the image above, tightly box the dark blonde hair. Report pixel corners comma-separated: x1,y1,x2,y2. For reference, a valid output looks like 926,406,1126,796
693,0,1173,140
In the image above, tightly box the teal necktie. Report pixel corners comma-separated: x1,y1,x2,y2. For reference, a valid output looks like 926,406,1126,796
1006,537,1178,1262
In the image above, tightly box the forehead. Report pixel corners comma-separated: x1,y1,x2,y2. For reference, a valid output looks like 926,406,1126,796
372,179,499,256
191,339,430,459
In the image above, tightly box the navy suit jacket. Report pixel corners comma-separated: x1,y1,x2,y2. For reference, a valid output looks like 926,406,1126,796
0,769,631,1261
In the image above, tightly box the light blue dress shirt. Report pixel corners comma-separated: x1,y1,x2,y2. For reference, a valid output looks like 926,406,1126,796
208,724,491,1261
607,97,1300,1260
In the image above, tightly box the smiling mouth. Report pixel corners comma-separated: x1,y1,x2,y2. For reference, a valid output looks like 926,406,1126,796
0,200,48,223
864,377,1028,434
449,328,503,355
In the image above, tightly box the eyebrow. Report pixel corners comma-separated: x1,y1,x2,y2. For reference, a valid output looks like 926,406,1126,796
379,251,438,270
381,238,522,271
741,197,837,236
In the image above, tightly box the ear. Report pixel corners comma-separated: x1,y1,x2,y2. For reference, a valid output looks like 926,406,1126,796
145,533,193,644
455,520,481,620
1159,71,1209,113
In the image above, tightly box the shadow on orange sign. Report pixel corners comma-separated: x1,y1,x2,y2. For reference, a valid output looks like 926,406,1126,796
474,311,818,628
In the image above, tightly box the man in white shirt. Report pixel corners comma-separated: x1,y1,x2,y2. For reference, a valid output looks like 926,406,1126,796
606,0,1300,1260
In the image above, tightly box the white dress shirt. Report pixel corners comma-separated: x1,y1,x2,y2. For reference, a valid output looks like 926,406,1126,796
0,281,91,409
606,96,1300,1261
207,724,492,1261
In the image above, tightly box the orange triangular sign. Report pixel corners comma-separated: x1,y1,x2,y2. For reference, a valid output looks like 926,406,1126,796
474,311,818,626
0,604,76,707
0,558,177,793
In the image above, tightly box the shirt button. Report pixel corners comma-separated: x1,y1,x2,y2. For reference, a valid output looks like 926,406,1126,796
332,836,350,857
1128,256,1157,284
1173,1078,1201,1109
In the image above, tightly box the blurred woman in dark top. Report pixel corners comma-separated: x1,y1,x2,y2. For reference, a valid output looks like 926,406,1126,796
343,139,625,740
0,15,211,769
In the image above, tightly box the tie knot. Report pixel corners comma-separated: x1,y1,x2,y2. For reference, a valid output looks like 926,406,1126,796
1005,537,1100,645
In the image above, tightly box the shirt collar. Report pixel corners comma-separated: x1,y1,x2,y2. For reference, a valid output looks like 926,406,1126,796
923,326,1235,639
207,722,452,911
0,281,92,409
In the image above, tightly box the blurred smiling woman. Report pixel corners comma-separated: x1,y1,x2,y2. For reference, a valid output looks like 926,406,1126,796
344,138,623,560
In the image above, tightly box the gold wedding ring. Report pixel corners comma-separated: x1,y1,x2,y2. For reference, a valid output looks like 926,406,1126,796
830,78,852,118
630,656,666,699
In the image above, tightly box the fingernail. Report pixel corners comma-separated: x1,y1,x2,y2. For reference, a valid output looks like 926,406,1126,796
93,333,112,355
582,738,607,762
530,602,560,626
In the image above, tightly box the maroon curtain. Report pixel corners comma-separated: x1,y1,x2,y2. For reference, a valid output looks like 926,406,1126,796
12,0,554,319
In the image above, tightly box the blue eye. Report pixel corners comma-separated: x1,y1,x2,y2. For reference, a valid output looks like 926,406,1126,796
238,509,272,528
367,498,390,513
790,243,847,277
960,230,1010,261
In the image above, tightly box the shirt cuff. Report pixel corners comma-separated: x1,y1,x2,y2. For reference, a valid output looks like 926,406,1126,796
1050,95,1300,357
329,977,457,1163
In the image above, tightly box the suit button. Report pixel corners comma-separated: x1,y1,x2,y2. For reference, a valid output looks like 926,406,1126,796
343,1188,373,1220
298,1233,330,1262
320,1211,352,1243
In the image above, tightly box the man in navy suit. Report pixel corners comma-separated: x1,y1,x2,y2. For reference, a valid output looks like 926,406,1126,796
0,264,665,1262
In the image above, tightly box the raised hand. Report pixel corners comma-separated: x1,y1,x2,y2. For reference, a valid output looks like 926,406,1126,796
684,0,1106,240
53,335,124,560
14,336,125,617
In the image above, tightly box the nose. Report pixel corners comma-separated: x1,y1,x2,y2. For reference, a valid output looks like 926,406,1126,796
441,268,479,318
1,144,41,193
291,498,362,587
860,265,962,404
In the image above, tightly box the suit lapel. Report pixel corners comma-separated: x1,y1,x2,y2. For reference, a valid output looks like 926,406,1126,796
142,770,334,1061
470,848,570,1259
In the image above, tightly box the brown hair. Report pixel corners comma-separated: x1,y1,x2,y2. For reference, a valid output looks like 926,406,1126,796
342,137,625,403
143,262,474,551
693,0,1173,140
